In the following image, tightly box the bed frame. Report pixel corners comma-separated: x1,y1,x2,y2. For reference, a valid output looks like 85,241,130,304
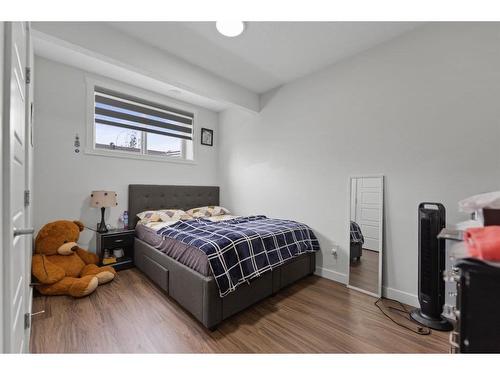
129,184,316,330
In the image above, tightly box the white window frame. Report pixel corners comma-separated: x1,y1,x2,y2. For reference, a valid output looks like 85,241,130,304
85,76,197,164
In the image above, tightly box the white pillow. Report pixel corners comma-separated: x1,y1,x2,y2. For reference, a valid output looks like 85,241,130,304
136,210,162,224
137,209,191,224
186,206,231,218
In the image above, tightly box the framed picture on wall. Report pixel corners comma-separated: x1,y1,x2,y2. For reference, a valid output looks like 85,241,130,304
201,128,213,146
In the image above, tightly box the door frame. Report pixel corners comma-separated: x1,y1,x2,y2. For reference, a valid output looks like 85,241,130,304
0,20,5,354
24,21,34,350
1,21,33,354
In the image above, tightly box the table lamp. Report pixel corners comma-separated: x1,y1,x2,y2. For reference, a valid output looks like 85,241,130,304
90,191,117,233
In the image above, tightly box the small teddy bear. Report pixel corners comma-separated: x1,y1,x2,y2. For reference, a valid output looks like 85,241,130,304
32,220,116,297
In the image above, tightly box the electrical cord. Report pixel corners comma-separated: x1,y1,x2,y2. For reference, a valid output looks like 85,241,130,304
375,297,431,335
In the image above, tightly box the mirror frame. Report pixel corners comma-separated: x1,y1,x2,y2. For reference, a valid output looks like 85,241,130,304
347,174,384,298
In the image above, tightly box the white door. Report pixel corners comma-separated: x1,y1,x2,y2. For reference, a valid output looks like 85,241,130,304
24,22,35,350
355,177,382,252
1,21,33,354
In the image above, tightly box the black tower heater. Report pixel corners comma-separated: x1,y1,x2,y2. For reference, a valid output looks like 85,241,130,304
410,203,453,331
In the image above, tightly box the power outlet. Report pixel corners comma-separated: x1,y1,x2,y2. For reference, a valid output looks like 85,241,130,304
331,243,339,265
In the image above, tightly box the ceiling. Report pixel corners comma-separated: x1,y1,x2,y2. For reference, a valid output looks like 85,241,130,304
108,22,421,94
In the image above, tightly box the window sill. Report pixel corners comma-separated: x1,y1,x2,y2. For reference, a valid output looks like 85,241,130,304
84,147,197,165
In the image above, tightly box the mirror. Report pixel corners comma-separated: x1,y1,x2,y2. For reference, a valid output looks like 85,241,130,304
348,176,384,297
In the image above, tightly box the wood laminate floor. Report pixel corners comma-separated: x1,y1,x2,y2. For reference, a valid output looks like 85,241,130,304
30,268,449,353
349,249,379,294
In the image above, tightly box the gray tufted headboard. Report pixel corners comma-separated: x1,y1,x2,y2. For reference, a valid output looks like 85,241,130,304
128,184,220,228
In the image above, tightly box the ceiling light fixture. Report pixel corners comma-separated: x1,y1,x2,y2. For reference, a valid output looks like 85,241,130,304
215,21,245,37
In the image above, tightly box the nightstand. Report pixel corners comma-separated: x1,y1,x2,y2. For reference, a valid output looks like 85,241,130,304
96,228,135,271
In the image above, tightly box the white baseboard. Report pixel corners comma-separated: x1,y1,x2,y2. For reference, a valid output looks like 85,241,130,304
383,286,419,307
315,267,418,307
315,267,347,284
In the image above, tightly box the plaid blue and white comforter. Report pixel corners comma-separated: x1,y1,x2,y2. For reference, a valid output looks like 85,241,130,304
350,221,364,244
157,215,320,297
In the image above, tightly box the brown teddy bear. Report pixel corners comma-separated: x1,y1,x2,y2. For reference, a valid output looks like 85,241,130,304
32,220,116,297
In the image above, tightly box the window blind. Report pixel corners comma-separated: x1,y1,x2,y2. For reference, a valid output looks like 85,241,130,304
94,86,194,141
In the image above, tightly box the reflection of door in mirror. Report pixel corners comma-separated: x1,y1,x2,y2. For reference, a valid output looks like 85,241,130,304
348,176,384,297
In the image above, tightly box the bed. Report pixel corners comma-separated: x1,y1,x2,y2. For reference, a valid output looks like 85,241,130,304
129,184,318,330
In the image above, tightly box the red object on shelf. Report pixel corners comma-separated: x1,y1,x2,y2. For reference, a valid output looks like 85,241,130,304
464,226,500,261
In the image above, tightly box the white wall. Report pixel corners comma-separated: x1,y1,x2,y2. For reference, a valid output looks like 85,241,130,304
32,22,259,112
33,56,219,251
219,23,500,305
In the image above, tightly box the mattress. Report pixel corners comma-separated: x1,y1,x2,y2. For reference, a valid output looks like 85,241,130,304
135,223,211,276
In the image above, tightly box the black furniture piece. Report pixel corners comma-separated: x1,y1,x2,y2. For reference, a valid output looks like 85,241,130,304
350,221,364,261
449,258,500,353
96,228,135,271
411,202,453,331
350,243,362,261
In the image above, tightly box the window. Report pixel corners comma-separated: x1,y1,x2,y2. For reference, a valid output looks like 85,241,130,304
91,85,194,161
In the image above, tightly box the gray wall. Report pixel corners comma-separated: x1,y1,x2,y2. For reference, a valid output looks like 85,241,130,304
33,56,219,251
219,23,500,304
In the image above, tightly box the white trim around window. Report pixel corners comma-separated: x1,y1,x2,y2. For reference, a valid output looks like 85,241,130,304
84,76,198,164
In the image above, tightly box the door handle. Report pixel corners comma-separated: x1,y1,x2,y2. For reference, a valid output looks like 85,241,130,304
13,227,34,237
24,310,45,329
29,310,45,317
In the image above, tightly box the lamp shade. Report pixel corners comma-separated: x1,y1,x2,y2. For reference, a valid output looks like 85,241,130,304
90,191,117,208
